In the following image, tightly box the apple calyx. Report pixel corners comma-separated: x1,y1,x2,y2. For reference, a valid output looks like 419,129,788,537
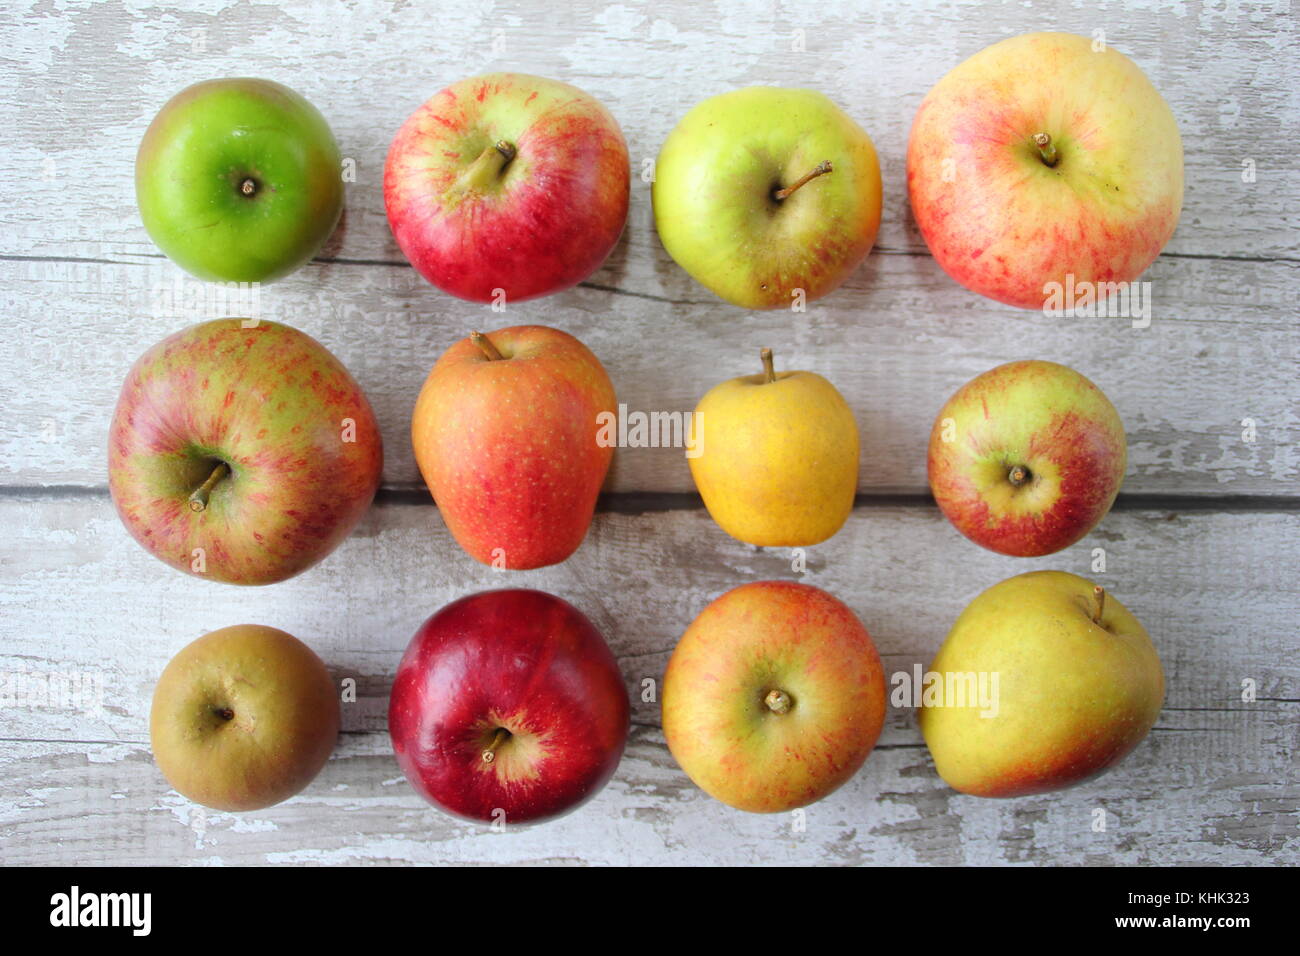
773,160,833,201
1031,133,1059,168
1092,585,1106,625
481,727,511,763
445,141,517,204
759,347,777,384
470,330,505,361
238,177,259,197
214,706,234,721
763,688,792,714
187,461,230,513
1007,464,1032,488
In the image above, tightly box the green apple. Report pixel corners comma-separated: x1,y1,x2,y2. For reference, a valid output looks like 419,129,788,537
663,581,887,813
689,348,858,546
136,78,344,283
653,87,881,309
919,571,1164,797
150,625,340,812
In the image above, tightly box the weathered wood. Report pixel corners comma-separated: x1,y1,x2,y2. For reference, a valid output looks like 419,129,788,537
0,496,1295,865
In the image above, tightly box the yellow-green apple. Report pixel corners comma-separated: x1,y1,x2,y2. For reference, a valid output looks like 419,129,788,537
653,87,882,309
384,72,629,303
108,319,383,585
662,581,886,812
411,326,615,570
927,360,1125,556
907,32,1183,309
150,624,340,811
136,78,343,283
389,589,629,825
919,571,1164,796
689,348,857,546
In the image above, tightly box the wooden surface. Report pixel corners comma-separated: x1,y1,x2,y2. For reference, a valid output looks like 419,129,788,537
0,0,1297,866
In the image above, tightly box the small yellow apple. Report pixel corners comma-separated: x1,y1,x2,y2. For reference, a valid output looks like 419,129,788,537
688,349,858,546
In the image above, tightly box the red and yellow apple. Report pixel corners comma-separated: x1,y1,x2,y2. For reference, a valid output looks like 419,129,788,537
150,624,340,811
388,589,629,825
919,571,1164,797
384,72,629,303
907,32,1183,309
108,319,383,585
662,581,886,813
927,360,1126,557
411,325,615,570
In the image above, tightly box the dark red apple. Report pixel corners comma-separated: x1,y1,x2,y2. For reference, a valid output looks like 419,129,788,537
388,589,629,826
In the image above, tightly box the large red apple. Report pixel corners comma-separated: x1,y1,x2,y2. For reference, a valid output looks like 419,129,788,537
384,72,629,303
662,581,887,813
927,360,1126,557
109,319,383,584
388,589,630,825
907,32,1183,309
411,325,616,570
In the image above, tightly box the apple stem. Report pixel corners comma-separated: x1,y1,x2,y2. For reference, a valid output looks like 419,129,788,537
1093,585,1106,625
187,462,230,513
760,347,777,384
481,727,511,763
773,160,833,201
764,689,792,714
1007,465,1032,487
446,140,517,200
1032,133,1059,168
470,331,504,361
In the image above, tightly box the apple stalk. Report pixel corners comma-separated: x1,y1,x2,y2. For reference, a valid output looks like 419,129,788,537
1032,133,1059,168
188,462,230,513
773,160,833,200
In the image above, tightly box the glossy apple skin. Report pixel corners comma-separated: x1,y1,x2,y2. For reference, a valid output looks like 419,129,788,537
150,624,340,812
108,319,383,585
389,589,630,825
690,357,858,547
384,72,630,303
662,581,886,813
907,32,1183,309
411,326,615,570
919,571,1164,797
927,360,1125,557
136,78,343,283
653,86,881,309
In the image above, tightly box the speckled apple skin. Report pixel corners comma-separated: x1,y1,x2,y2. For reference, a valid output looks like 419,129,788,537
411,325,616,570
927,360,1126,557
907,32,1183,309
108,319,383,585
662,581,886,813
384,72,630,303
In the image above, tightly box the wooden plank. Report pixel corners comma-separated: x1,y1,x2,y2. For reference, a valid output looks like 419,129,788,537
0,496,1295,864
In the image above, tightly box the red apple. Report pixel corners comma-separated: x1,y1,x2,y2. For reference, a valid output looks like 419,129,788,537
108,319,383,584
411,326,616,570
927,360,1126,557
907,32,1183,309
662,581,887,813
388,589,630,825
384,72,630,303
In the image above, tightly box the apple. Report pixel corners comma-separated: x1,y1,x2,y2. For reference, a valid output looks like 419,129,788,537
389,589,629,825
109,318,383,585
907,32,1183,309
150,624,340,811
927,360,1125,557
384,72,629,303
653,86,881,309
136,78,344,283
662,581,886,813
689,348,858,546
411,325,615,570
919,571,1164,797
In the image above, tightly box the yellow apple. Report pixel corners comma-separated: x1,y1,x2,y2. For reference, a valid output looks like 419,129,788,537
919,571,1164,797
688,349,858,546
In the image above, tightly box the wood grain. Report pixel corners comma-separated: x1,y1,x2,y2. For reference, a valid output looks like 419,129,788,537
0,496,1295,865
